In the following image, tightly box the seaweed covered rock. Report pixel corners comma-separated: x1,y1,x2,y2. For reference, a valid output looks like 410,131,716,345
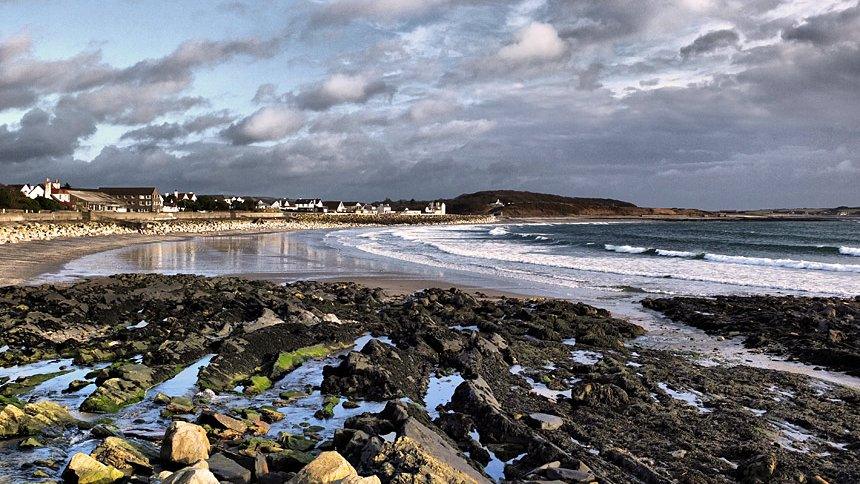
61,452,125,484
90,436,153,476
80,363,153,413
321,339,428,401
0,400,74,438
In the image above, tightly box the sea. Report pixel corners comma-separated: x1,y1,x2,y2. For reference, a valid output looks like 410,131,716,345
330,219,860,297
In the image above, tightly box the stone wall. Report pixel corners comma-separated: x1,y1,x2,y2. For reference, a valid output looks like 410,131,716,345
0,214,492,245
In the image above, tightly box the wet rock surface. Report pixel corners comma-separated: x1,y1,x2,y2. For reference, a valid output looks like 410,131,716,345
643,295,860,375
0,274,855,482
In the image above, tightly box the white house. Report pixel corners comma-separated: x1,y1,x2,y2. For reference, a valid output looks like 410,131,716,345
172,191,197,202
377,204,392,215
225,196,244,208
357,204,376,214
294,198,324,212
24,184,45,199
424,201,446,215
323,201,346,213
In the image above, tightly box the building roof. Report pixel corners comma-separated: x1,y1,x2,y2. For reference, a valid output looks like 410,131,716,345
98,187,159,195
295,198,321,204
66,189,125,205
322,201,343,210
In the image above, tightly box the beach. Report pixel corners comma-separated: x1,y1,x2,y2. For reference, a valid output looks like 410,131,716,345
0,219,858,483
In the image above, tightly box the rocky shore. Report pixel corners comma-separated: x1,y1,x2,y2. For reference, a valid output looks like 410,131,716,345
643,295,860,376
0,214,491,245
0,274,857,483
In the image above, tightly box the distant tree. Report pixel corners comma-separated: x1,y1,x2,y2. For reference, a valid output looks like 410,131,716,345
236,198,257,211
0,188,48,211
36,197,65,211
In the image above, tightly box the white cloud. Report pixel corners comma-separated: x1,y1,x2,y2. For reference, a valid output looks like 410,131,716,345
408,96,460,122
223,106,304,144
294,73,391,111
416,119,496,139
498,22,567,63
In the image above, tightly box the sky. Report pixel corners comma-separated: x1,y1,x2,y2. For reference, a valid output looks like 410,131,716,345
0,0,858,209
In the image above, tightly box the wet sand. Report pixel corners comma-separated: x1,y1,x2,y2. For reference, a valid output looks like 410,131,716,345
0,228,308,287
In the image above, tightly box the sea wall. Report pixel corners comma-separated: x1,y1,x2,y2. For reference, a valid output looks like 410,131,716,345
0,213,492,245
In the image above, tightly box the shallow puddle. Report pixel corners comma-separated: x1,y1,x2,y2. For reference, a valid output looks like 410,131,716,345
657,382,711,414
425,372,464,419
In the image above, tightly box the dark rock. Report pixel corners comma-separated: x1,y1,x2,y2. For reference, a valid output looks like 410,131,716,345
208,452,252,484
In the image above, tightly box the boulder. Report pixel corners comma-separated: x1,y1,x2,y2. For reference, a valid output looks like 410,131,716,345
208,452,252,484
371,435,487,484
80,364,154,413
162,464,220,484
161,421,211,466
737,453,777,483
0,401,74,438
288,451,380,484
199,410,248,434
61,452,124,484
90,436,152,475
525,413,564,431
397,417,491,484
245,308,285,333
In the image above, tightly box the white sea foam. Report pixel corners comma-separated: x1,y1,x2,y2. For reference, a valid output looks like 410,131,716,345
702,253,860,273
604,244,649,254
488,227,509,236
336,225,860,296
839,246,860,256
602,243,860,273
655,249,699,258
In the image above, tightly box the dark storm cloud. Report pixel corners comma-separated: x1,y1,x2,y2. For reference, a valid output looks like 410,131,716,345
0,107,95,164
781,4,860,46
680,29,740,58
120,112,237,142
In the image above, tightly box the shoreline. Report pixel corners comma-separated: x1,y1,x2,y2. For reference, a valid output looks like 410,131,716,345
0,228,306,287
0,217,492,287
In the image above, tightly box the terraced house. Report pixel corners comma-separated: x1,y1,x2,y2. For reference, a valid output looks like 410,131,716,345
98,187,161,212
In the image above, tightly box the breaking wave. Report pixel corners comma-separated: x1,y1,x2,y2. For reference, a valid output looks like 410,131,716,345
839,246,860,256
604,244,860,273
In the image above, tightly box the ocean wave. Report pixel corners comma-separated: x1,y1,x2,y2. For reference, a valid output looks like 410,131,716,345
839,246,860,256
334,227,860,295
655,249,700,258
604,244,859,273
703,254,860,273
604,244,650,254
488,227,509,236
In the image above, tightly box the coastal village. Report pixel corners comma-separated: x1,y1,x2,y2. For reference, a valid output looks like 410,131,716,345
0,178,447,216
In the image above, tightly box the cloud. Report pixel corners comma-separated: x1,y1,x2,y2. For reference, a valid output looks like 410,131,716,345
680,29,740,58
407,95,460,123
293,73,392,111
781,5,860,46
497,22,567,63
119,113,235,142
222,106,304,144
0,107,96,164
310,0,452,26
414,119,496,139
